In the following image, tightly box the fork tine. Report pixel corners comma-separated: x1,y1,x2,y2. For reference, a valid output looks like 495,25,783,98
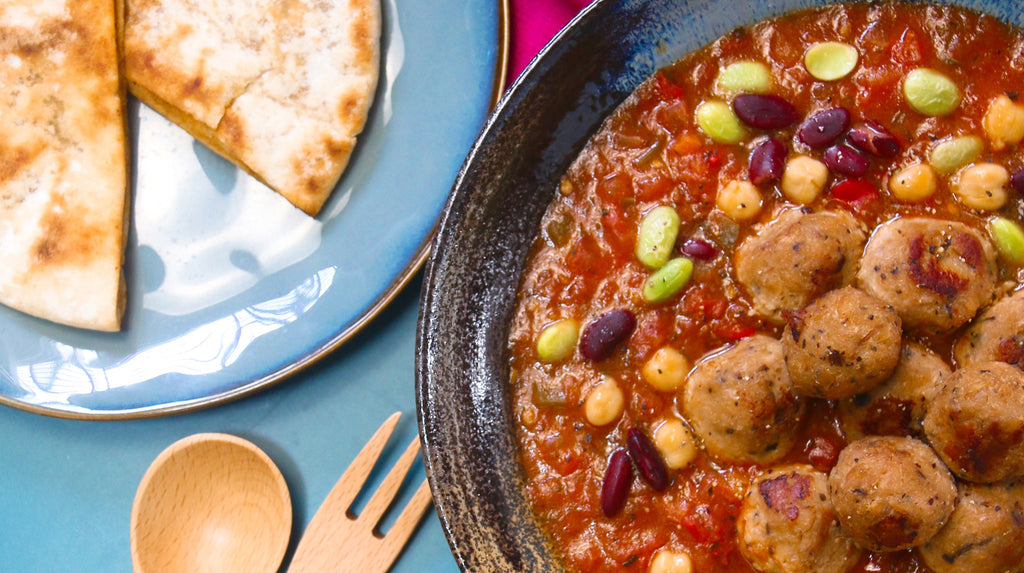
379,479,432,557
288,412,433,573
320,411,400,519
359,435,422,526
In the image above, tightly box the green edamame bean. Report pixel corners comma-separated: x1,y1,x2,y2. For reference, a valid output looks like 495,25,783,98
536,319,579,362
804,42,859,81
696,100,747,144
636,206,681,269
903,68,961,116
715,61,772,94
989,217,1024,264
643,257,694,303
929,135,983,174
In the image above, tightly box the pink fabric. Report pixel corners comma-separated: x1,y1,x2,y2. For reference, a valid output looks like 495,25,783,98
508,0,595,86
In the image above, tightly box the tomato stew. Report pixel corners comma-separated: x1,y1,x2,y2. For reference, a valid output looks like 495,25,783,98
508,3,1024,572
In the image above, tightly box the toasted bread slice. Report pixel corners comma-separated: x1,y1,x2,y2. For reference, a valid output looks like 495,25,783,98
0,0,130,331
124,0,381,216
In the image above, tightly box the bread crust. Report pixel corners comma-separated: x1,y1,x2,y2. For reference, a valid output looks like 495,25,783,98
0,0,129,331
124,0,381,216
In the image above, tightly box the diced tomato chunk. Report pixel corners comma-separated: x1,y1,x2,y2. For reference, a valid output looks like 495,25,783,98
890,29,922,65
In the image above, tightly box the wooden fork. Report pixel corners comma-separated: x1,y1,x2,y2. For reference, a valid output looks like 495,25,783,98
288,412,433,573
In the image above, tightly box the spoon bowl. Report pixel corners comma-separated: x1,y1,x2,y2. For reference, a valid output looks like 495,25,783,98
130,433,292,573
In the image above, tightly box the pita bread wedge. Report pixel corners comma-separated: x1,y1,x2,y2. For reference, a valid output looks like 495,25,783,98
0,0,130,332
124,0,381,216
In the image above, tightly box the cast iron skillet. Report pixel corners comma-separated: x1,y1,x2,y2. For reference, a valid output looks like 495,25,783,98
416,0,1023,570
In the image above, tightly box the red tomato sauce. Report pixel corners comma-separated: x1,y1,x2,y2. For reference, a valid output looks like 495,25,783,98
509,3,1024,572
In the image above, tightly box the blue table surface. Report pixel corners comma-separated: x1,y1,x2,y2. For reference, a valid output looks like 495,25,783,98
0,272,461,572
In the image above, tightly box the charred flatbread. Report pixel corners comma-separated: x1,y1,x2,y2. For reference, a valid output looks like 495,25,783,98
0,0,129,332
124,0,381,216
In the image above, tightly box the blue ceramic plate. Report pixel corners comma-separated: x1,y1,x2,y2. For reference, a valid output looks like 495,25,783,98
417,0,1024,571
0,0,506,419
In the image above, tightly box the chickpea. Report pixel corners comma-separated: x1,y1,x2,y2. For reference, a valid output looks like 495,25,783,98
584,377,624,426
983,94,1024,151
654,419,698,469
649,549,693,573
641,347,690,391
889,163,937,202
781,155,829,204
716,180,762,221
952,163,1010,211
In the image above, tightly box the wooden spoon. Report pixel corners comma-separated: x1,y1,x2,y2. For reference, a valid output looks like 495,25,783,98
130,433,292,573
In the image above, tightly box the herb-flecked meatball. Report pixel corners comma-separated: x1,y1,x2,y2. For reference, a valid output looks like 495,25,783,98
923,360,1024,483
738,464,862,573
682,335,806,464
828,436,956,552
857,217,997,334
735,208,866,324
837,341,950,440
782,287,902,400
954,288,1024,369
919,480,1024,573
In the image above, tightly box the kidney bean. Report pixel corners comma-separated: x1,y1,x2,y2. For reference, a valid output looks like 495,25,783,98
824,144,869,177
626,427,670,491
732,94,800,129
797,107,850,148
748,137,787,184
580,309,636,361
1011,167,1024,195
600,448,634,517
847,120,901,158
681,238,718,260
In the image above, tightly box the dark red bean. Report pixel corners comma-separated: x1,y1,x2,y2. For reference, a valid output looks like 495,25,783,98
748,137,787,184
626,427,670,491
847,121,901,158
732,94,800,129
681,238,717,261
1011,167,1024,195
580,309,636,361
797,107,850,148
601,448,634,517
824,144,869,177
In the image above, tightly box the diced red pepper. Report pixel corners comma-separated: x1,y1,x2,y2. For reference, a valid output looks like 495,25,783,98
655,72,685,101
713,320,756,342
831,179,879,209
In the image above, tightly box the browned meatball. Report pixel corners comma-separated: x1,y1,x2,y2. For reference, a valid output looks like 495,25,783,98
682,335,805,464
738,464,862,573
782,287,902,400
735,208,866,324
954,288,1024,369
857,217,997,334
837,341,950,440
828,436,956,552
923,361,1024,483
919,480,1024,573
